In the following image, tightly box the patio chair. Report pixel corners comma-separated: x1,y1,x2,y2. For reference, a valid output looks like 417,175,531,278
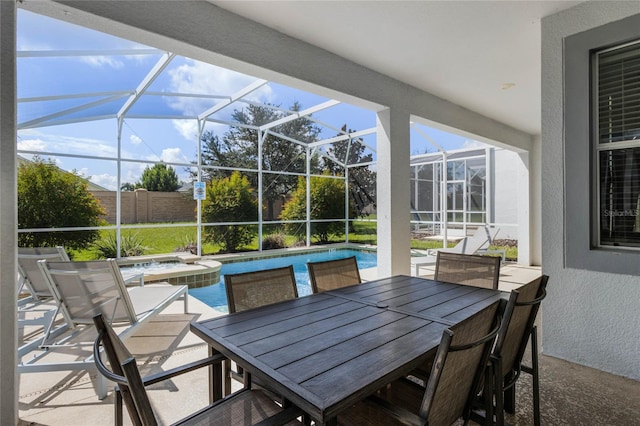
225,265,298,313
337,298,502,426
18,259,188,399
471,274,549,426
307,255,361,293
223,265,298,394
17,246,72,357
92,314,304,426
434,251,501,290
18,246,70,305
412,225,505,276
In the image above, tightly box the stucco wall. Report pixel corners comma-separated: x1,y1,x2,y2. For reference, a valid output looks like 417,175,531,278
0,2,18,423
542,1,640,379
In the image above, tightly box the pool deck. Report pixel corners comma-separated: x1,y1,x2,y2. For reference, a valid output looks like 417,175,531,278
18,262,541,425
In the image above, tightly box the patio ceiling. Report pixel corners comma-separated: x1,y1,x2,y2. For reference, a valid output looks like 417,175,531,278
209,1,583,136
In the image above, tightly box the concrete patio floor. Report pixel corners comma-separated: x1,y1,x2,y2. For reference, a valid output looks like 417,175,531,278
17,266,640,425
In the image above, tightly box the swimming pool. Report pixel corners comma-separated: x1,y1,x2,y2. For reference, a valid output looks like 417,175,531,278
189,249,377,312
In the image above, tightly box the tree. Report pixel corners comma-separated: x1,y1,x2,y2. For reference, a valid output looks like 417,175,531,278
17,157,105,250
325,125,376,217
120,182,136,191
136,163,179,191
201,171,259,252
280,173,356,243
198,102,321,219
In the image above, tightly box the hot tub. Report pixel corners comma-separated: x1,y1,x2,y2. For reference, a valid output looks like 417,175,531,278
118,252,221,289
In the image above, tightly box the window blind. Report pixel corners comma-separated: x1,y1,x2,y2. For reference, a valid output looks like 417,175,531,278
598,42,640,144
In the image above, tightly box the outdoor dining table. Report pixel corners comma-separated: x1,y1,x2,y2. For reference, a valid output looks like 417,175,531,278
190,274,502,425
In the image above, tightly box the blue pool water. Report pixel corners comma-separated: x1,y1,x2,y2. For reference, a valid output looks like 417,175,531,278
189,249,377,312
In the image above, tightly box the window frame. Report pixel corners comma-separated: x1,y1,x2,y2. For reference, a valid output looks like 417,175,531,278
593,40,640,250
564,12,640,275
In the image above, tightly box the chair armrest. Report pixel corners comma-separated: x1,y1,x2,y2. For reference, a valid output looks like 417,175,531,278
122,271,144,287
141,353,226,387
112,354,227,426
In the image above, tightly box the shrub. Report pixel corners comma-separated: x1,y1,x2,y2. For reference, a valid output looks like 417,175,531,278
93,231,149,258
202,171,259,252
175,235,198,255
281,173,356,243
18,157,105,250
262,233,287,250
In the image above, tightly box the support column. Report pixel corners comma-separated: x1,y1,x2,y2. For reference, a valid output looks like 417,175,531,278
376,108,411,277
529,135,542,265
0,1,18,424
517,149,532,266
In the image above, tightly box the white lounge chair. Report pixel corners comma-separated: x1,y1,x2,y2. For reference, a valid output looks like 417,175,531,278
18,258,188,399
17,247,71,357
17,247,144,357
18,246,70,305
412,225,505,276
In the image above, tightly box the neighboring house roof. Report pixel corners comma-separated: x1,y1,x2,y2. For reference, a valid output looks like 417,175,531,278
177,181,193,193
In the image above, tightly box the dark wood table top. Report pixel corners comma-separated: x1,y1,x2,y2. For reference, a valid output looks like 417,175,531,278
190,275,502,424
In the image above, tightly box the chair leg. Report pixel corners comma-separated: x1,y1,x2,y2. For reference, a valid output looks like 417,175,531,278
483,361,495,426
209,346,223,403
504,381,516,414
115,389,124,426
95,370,108,399
531,326,541,426
223,359,232,396
493,358,504,426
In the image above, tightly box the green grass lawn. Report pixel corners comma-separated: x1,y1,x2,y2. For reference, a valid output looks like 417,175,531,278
70,226,218,260
69,220,518,262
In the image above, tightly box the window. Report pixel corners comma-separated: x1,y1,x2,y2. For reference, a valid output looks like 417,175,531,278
565,13,640,274
594,40,640,248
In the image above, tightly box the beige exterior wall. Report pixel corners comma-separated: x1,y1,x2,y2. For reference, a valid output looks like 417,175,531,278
92,189,196,224
93,189,286,224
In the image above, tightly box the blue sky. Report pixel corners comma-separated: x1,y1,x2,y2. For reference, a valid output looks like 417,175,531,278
17,9,481,190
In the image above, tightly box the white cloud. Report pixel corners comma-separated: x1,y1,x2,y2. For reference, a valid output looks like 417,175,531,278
171,119,228,140
166,59,273,116
123,162,147,185
90,173,119,191
160,147,189,164
81,55,125,69
77,168,118,191
172,120,200,140
17,138,46,152
77,167,91,179
18,130,118,158
462,139,488,149
130,134,142,145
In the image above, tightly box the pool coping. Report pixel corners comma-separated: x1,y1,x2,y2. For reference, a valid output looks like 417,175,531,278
202,242,377,265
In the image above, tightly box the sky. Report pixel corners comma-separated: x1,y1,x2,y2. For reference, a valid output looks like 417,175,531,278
16,9,484,191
